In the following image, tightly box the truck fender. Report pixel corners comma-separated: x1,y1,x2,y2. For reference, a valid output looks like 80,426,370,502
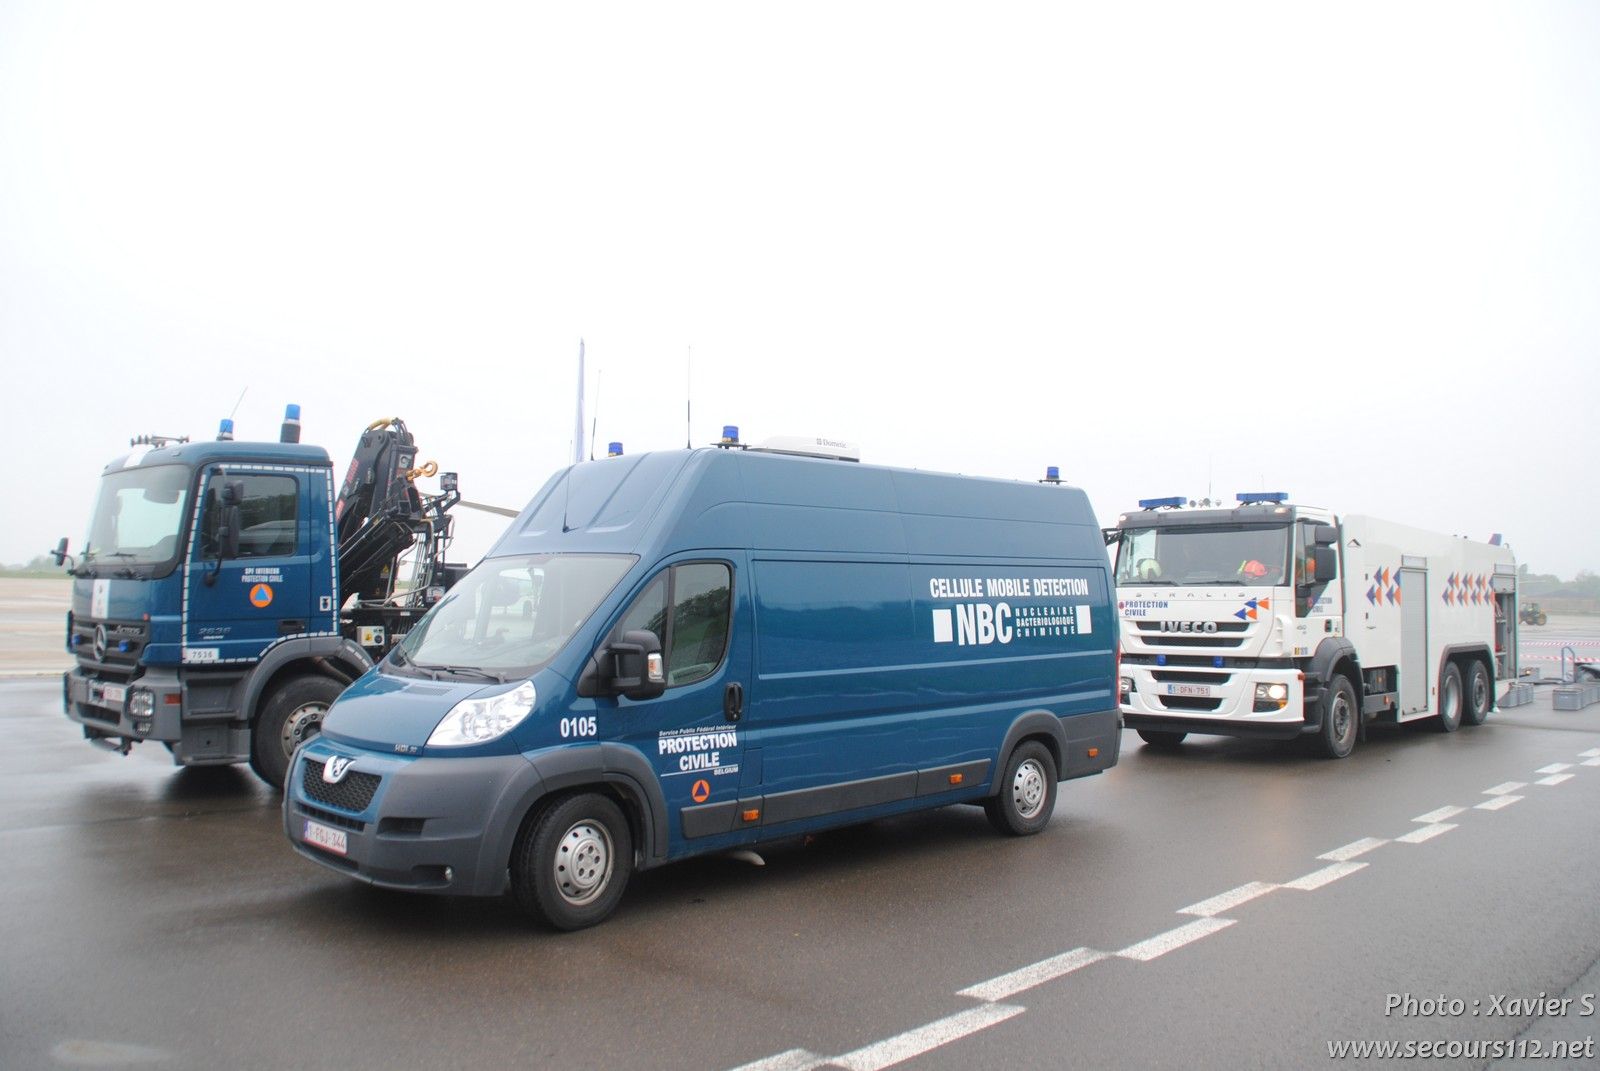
493,744,669,872
238,636,374,724
1303,638,1360,732
1439,643,1493,684
989,710,1072,794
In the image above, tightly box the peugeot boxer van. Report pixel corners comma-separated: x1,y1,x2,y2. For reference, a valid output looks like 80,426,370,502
285,441,1120,929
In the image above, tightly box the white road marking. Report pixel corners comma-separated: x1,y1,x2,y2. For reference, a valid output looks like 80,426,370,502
1116,917,1236,962
1475,795,1522,811
1584,758,1600,768
1396,823,1457,844
1412,805,1465,823
1283,861,1369,891
1177,881,1280,918
1536,773,1574,786
1580,748,1600,758
831,1003,1026,1071
728,1049,826,1071
957,947,1107,1001
1484,782,1526,795
1536,763,1573,774
1319,837,1389,862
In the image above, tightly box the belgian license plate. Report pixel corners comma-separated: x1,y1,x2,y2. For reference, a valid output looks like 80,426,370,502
1167,683,1213,698
99,684,127,706
303,819,348,856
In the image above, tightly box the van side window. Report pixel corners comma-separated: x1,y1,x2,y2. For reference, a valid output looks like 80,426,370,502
200,475,298,558
612,562,732,688
667,563,731,686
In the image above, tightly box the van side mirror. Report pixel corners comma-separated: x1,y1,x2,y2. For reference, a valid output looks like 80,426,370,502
51,537,69,567
607,629,666,701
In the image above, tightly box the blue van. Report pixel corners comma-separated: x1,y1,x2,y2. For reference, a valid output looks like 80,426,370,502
284,443,1120,929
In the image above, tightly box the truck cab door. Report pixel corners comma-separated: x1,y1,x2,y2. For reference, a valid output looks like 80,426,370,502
183,469,313,665
606,556,752,858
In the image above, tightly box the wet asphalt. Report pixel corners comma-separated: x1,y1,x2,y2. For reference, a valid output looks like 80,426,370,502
2,620,1598,1070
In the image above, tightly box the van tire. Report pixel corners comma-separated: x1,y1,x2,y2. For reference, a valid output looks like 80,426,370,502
1462,660,1492,726
512,793,633,931
1435,664,1463,733
1137,730,1187,749
250,675,341,790
984,741,1057,836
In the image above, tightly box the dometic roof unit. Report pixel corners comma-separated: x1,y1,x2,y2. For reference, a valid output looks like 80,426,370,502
714,425,861,462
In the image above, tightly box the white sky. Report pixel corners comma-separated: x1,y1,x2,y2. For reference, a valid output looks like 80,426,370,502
2,2,1596,576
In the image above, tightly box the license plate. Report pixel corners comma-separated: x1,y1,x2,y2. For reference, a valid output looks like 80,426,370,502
99,684,126,707
303,819,348,856
1166,683,1214,697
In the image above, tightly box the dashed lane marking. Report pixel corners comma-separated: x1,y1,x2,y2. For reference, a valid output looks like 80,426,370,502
1536,773,1575,786
1396,822,1457,844
1584,758,1600,768
1537,763,1574,775
1412,805,1465,823
1283,861,1369,891
1319,837,1389,862
1484,782,1526,795
731,1050,825,1071
957,948,1108,1002
1177,881,1280,918
1116,917,1236,962
830,1003,1026,1071
1475,795,1523,811
1581,749,1600,758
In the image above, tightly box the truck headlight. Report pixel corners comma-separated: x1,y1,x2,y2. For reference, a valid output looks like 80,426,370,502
129,688,155,718
1253,682,1289,710
426,681,536,747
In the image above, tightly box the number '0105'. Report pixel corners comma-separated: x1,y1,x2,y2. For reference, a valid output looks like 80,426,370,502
560,717,597,739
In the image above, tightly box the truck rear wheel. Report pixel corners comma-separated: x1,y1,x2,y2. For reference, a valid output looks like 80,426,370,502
984,741,1057,836
1462,660,1492,726
250,675,342,790
1316,675,1358,759
512,793,634,931
1137,730,1187,749
1434,663,1463,733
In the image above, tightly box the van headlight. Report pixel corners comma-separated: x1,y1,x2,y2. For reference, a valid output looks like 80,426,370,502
427,681,537,747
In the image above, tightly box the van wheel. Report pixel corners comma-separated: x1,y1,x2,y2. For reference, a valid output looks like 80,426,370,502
984,742,1057,836
1316,674,1358,759
512,793,633,931
1137,730,1187,749
1462,661,1492,726
250,675,342,790
1435,663,1463,733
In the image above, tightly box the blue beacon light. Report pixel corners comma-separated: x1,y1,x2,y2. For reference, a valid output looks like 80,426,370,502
1237,491,1289,504
1138,496,1185,510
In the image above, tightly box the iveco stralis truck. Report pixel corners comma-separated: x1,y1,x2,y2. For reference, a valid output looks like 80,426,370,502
285,434,1120,930
56,407,465,788
1109,493,1518,758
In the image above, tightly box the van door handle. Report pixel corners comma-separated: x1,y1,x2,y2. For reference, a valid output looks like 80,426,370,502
723,682,744,723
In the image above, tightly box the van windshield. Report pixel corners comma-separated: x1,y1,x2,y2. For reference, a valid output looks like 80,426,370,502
393,554,635,678
1116,525,1290,586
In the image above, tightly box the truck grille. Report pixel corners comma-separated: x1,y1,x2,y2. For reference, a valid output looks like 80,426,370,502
302,759,381,812
1131,621,1249,650
70,620,149,669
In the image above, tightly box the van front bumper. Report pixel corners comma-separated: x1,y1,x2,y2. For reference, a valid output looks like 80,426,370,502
284,742,544,897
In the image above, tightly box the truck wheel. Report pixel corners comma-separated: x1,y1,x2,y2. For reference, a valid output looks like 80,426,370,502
984,741,1057,836
250,675,342,790
1317,674,1358,759
1435,663,1463,733
512,793,634,931
1137,729,1187,749
1462,660,1492,726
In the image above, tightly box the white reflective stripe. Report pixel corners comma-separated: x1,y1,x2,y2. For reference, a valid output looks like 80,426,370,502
1536,763,1573,774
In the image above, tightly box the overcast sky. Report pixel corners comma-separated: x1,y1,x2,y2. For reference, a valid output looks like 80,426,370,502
2,2,1596,576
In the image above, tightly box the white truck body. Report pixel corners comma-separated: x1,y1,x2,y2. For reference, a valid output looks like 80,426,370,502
1112,499,1517,754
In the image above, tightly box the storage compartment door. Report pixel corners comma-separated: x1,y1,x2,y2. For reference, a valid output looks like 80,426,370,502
1400,567,1429,714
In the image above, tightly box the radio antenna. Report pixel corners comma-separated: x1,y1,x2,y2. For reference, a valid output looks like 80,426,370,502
686,345,693,448
589,370,601,461
228,387,248,420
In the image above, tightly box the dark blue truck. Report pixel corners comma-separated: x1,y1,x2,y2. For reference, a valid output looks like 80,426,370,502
286,438,1121,929
57,408,468,788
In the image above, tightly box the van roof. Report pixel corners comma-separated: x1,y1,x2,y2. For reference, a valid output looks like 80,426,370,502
488,448,1106,562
